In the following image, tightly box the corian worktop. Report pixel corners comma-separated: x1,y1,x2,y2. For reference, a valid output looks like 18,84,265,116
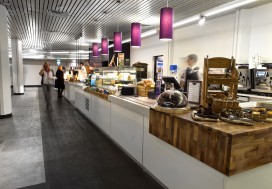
108,95,156,116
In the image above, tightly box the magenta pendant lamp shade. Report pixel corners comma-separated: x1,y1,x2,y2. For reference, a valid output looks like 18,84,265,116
101,38,108,55
131,23,141,47
92,43,98,57
114,32,122,52
159,7,173,41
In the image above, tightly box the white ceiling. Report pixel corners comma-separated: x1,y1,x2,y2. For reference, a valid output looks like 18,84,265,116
0,0,270,59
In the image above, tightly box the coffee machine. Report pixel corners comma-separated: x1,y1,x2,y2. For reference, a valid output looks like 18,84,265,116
132,62,148,81
237,64,251,92
252,69,272,91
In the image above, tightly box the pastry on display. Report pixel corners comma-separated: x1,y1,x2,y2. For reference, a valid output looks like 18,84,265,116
219,109,254,126
84,86,116,99
191,105,219,122
251,107,268,121
267,111,272,118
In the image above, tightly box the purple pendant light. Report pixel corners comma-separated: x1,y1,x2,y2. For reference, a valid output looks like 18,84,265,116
92,43,98,57
131,23,141,47
114,32,122,52
159,6,174,41
101,38,108,55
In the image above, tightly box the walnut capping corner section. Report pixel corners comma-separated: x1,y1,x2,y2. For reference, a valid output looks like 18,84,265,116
149,108,272,176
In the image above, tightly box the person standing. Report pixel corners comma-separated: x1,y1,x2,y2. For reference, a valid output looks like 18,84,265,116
180,54,203,92
80,62,87,75
56,66,65,99
39,62,54,109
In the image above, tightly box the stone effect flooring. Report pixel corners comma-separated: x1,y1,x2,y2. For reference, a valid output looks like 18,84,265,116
0,88,163,189
0,88,45,189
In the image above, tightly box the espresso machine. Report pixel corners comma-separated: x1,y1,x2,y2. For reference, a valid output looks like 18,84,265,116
237,64,251,92
132,62,148,81
252,69,272,92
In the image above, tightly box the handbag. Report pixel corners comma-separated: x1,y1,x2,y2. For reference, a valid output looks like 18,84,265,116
55,79,59,88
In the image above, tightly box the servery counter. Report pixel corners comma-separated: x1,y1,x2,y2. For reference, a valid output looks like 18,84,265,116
65,84,272,189
150,108,272,176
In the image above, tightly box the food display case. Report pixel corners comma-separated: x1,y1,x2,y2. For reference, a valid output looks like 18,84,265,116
93,66,136,87
84,66,137,98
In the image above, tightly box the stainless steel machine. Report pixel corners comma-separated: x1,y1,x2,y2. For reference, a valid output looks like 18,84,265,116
237,64,252,92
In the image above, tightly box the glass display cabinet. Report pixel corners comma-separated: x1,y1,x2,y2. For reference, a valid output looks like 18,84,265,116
93,66,136,87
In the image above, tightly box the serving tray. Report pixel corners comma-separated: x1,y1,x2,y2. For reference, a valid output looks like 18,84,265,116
219,116,254,126
191,110,219,122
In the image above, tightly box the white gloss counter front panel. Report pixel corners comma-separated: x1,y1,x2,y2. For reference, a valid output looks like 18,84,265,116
73,91,272,189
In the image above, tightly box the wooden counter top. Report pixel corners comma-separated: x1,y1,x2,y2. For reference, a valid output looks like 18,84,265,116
149,108,272,176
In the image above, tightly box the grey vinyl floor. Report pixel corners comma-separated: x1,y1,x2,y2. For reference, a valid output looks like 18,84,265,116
0,88,45,189
0,88,163,189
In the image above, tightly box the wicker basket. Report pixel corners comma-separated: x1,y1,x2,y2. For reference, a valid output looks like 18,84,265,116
137,85,154,97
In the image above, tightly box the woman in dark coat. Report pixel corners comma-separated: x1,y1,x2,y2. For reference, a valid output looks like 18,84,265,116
56,66,65,98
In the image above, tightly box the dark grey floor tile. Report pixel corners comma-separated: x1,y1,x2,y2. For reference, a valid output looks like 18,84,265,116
15,87,164,189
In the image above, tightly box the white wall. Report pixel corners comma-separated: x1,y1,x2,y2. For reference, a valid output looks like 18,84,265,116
236,9,253,64
22,60,58,86
248,3,272,63
172,13,236,80
131,14,236,80
131,35,170,79
131,2,272,81
10,59,72,86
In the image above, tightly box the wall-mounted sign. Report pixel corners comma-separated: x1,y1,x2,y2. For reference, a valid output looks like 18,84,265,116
118,53,124,66
57,59,61,65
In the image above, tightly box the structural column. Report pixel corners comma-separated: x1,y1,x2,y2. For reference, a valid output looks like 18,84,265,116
11,38,24,94
0,5,12,118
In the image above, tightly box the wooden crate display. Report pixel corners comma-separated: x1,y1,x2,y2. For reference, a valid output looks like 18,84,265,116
201,57,240,113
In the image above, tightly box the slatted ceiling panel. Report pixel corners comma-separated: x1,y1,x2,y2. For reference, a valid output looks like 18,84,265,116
21,0,31,44
8,2,19,39
34,0,39,48
66,0,112,39
53,0,88,39
20,0,30,47
28,0,35,48
1,0,271,56
50,0,62,31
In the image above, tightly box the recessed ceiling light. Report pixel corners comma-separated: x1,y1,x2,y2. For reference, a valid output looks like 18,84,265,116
29,49,37,53
198,16,206,25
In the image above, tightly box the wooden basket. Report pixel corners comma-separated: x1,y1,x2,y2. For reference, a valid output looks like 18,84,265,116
137,85,154,97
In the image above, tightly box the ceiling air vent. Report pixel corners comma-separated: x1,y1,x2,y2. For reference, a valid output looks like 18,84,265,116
44,30,59,35
47,10,69,18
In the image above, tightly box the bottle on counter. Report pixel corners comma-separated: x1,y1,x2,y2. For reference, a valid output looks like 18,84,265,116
155,79,161,97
